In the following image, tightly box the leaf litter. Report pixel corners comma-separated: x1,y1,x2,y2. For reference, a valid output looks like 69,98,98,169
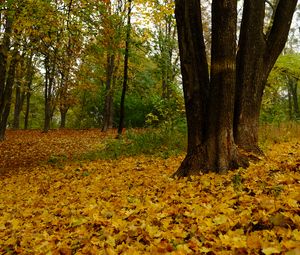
0,131,299,254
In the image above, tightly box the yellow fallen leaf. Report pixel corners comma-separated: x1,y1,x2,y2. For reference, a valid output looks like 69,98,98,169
262,247,281,255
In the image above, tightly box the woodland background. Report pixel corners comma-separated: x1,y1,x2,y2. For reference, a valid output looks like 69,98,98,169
0,0,299,134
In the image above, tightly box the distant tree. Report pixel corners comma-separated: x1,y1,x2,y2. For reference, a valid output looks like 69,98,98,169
265,54,300,121
118,0,132,136
173,0,297,177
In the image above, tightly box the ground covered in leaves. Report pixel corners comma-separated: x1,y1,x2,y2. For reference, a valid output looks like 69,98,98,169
0,129,300,254
0,129,112,174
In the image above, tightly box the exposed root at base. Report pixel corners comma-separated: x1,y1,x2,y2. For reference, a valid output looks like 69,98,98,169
172,149,250,178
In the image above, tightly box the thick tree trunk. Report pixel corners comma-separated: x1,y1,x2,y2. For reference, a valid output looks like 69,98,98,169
205,0,247,172
235,0,297,153
174,0,248,177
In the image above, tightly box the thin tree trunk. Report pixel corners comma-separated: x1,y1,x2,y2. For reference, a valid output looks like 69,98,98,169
102,54,115,132
24,53,34,130
13,59,25,129
290,81,299,119
60,111,67,128
13,83,22,129
118,0,132,136
24,90,31,130
43,56,56,133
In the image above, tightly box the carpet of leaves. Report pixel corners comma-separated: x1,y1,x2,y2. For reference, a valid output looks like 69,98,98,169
0,129,111,174
0,131,300,254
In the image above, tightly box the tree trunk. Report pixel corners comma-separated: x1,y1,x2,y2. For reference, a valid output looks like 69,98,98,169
24,90,31,130
13,83,22,129
173,0,297,176
13,59,25,130
206,0,247,172
102,54,115,132
43,56,56,133
60,109,67,128
234,0,297,154
172,0,210,176
174,0,248,177
118,0,132,136
289,80,299,119
24,53,34,130
0,15,13,141
0,51,18,141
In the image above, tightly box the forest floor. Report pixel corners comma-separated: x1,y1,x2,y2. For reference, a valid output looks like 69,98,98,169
0,127,300,254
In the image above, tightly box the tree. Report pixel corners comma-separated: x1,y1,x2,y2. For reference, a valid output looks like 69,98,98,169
0,1,17,141
173,0,297,176
234,0,298,153
265,54,300,121
101,1,124,132
118,0,132,136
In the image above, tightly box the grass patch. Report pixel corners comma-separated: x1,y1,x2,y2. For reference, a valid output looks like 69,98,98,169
259,121,300,149
79,126,187,161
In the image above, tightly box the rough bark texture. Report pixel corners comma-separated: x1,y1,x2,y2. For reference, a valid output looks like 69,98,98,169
234,0,297,153
206,0,246,172
174,0,297,176
173,0,249,177
172,0,208,176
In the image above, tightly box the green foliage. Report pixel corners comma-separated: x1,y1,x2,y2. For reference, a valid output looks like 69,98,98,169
262,54,300,123
80,122,187,161
145,95,185,127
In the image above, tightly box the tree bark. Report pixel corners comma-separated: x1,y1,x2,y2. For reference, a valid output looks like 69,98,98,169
118,0,132,136
102,53,115,132
13,58,25,130
0,51,18,141
206,0,247,172
173,0,297,176
172,0,209,176
0,14,14,141
43,55,56,133
288,78,300,119
24,53,34,130
24,90,31,130
234,0,297,154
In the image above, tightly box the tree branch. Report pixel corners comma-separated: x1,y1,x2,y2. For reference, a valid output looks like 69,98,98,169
265,0,298,72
